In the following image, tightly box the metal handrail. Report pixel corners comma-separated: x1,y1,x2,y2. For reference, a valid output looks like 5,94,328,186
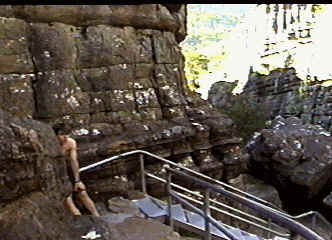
166,167,325,240
80,150,281,210
170,190,240,240
146,172,288,237
80,149,328,239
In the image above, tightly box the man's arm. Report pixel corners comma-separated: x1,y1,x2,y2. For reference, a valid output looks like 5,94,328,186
69,138,80,182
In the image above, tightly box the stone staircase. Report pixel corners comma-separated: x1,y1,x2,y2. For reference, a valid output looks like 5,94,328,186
132,196,274,240
80,150,327,240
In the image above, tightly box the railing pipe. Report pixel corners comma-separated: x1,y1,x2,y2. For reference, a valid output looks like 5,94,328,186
80,150,280,211
145,172,289,237
139,154,146,194
166,167,325,240
166,171,173,230
170,190,240,240
204,188,211,240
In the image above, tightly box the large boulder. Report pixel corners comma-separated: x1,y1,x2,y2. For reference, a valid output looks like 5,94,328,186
247,116,332,206
208,80,237,110
0,109,76,239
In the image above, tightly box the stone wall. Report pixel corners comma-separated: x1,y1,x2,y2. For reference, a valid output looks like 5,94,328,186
0,4,245,199
243,68,332,132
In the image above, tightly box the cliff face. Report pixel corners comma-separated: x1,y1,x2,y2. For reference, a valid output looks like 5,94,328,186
243,69,332,132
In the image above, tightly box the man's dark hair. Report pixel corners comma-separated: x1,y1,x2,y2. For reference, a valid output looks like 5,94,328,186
53,123,65,135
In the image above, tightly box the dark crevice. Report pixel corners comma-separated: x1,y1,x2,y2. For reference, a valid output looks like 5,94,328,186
149,35,167,120
26,27,40,121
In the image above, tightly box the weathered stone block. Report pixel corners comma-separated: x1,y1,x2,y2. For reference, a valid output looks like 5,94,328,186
77,67,110,92
154,64,180,87
0,18,33,74
103,26,137,64
30,23,77,72
77,25,138,68
0,109,71,204
109,64,134,89
13,5,82,25
163,106,186,120
89,92,107,113
34,70,90,118
44,114,90,130
153,31,181,63
135,32,153,63
75,26,104,68
90,112,112,124
0,6,14,18
0,54,33,74
0,73,35,118
138,107,163,121
135,88,160,108
109,89,135,112
109,110,140,124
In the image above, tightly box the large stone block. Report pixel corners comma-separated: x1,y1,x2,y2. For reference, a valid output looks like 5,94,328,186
110,89,135,112
0,6,14,18
153,31,181,64
13,6,82,25
162,106,187,120
29,23,77,72
109,64,134,89
137,107,163,121
135,88,160,109
0,17,33,74
0,109,71,205
154,64,181,88
75,26,104,68
76,25,138,68
102,26,137,64
12,5,181,33
248,116,332,201
0,73,35,118
154,64,185,107
110,110,140,124
0,192,79,240
43,113,91,130
34,70,90,118
135,32,153,63
0,54,33,74
77,67,112,92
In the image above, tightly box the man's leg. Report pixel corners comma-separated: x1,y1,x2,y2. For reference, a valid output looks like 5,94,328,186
65,194,82,215
77,190,100,216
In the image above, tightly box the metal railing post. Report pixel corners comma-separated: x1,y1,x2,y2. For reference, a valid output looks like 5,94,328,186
204,188,211,240
139,154,146,194
267,218,272,239
166,170,173,230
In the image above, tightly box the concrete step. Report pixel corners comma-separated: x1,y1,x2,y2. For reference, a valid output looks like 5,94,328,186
132,197,167,218
132,196,275,240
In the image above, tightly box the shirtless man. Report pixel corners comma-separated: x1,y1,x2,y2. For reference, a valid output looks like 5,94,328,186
53,125,100,216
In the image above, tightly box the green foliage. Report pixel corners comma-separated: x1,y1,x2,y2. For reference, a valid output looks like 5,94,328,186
222,95,268,143
182,49,209,90
181,4,244,89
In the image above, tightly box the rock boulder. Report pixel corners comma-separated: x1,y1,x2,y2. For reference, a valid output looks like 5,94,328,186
247,116,332,207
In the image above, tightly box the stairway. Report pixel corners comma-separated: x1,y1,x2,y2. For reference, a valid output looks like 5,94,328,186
132,196,287,240
81,150,326,240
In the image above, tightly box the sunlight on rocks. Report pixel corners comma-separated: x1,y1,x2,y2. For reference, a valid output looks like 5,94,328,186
186,4,332,98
